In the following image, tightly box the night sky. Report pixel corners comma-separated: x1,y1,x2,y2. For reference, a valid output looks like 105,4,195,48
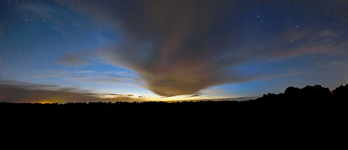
1,0,348,103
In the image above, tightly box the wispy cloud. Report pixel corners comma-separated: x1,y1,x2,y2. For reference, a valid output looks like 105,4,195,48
20,2,56,14
38,69,142,86
57,54,89,66
201,89,225,94
76,70,95,73
0,80,143,103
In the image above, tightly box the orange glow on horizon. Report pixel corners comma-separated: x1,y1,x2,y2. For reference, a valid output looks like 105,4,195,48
37,101,52,104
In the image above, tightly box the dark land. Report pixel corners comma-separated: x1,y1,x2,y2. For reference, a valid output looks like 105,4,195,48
1,84,347,145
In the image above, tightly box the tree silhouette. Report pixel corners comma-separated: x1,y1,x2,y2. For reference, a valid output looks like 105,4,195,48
284,86,300,95
332,84,348,99
0,83,347,144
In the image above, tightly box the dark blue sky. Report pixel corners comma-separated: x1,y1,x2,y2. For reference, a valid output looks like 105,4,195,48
1,0,348,103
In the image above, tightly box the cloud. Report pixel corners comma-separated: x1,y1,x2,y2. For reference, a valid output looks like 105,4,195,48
187,94,200,98
36,70,144,86
57,0,348,97
38,69,141,87
201,89,225,94
0,81,98,103
20,2,56,14
57,54,89,66
103,94,118,96
0,80,141,103
76,71,95,73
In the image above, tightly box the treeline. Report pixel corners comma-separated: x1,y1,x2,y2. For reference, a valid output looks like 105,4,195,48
0,84,346,126
257,84,347,103
247,84,347,109
1,84,347,144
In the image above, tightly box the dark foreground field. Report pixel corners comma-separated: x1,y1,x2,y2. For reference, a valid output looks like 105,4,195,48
1,85,346,146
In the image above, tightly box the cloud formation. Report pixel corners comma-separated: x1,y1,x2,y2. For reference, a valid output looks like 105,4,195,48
37,69,141,87
57,54,89,66
57,0,348,97
0,81,142,103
